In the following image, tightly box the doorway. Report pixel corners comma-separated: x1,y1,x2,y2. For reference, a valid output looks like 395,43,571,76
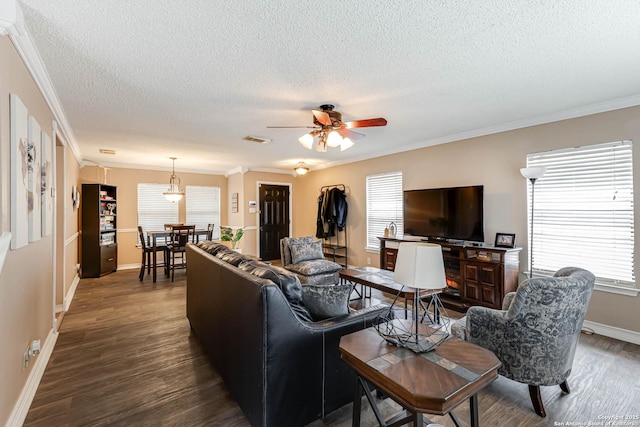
258,183,290,261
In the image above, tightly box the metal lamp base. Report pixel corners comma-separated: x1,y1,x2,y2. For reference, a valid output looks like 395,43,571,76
375,292,450,353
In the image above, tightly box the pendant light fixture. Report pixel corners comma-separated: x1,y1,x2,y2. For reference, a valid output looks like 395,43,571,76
293,162,309,175
163,157,185,202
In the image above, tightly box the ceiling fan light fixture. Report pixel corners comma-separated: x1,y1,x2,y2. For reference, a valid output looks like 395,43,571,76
163,157,185,202
340,137,354,151
315,132,328,152
298,133,314,150
294,162,309,175
315,140,328,152
326,131,343,148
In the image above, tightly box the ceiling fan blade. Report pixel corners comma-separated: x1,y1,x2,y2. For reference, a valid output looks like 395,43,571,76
337,128,366,140
312,110,333,126
266,125,319,129
343,118,387,128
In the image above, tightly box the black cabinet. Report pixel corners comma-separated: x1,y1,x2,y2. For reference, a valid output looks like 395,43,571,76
81,184,117,277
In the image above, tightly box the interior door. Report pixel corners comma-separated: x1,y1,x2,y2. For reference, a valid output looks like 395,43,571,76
259,184,290,261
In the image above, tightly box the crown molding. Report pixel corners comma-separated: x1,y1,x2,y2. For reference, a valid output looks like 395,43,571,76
225,166,249,177
6,1,83,165
317,94,640,171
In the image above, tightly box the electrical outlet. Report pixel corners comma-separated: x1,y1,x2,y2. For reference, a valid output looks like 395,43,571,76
367,257,371,265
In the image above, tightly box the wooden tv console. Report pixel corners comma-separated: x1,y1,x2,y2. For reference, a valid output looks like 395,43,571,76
378,237,521,312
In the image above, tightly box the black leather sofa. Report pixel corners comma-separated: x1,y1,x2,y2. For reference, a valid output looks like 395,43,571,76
186,242,388,427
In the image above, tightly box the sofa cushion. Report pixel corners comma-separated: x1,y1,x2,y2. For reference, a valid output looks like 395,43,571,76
290,241,324,264
197,241,228,255
218,250,247,266
286,259,342,276
281,236,316,266
238,259,261,274
301,283,354,320
214,247,234,258
249,264,313,322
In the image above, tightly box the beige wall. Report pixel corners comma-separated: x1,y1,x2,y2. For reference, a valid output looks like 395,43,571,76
294,106,640,333
0,37,57,425
79,166,228,267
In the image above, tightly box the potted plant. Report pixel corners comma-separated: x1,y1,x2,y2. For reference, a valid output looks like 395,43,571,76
220,226,244,252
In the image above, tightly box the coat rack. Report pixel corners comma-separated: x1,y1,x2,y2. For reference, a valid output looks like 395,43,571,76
317,184,347,268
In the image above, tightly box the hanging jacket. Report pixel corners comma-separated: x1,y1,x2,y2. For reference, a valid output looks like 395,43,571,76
315,191,325,238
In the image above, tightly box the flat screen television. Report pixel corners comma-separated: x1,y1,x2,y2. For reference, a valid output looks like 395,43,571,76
403,185,484,242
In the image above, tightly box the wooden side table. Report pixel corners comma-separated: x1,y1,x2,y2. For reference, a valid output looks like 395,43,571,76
339,324,501,427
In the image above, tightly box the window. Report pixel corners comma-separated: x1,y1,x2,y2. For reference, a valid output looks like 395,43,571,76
527,140,635,290
137,183,179,239
186,186,221,239
366,171,403,251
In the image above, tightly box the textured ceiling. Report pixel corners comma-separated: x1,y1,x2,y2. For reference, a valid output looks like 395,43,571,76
17,0,640,174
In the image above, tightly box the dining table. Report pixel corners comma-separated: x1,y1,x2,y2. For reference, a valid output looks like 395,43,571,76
146,228,210,282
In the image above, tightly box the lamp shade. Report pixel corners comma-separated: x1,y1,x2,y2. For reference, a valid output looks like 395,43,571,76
340,137,354,151
393,242,447,290
326,131,343,147
520,166,547,180
298,133,314,150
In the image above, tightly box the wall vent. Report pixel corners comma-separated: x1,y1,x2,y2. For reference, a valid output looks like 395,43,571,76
243,135,271,144
99,148,116,155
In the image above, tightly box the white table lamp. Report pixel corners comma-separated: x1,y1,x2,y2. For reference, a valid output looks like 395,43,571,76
376,242,450,353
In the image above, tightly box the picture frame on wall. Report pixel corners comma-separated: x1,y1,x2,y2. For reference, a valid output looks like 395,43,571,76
495,232,516,248
10,93,30,250
28,115,42,242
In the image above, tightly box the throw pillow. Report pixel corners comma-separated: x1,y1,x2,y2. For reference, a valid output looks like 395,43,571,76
249,265,314,322
282,236,315,265
290,241,324,264
301,283,353,320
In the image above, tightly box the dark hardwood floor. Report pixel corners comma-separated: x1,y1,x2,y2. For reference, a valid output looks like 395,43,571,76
24,269,640,426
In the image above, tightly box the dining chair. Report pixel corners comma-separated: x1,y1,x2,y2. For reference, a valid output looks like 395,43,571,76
137,226,168,280
207,223,215,240
166,225,196,281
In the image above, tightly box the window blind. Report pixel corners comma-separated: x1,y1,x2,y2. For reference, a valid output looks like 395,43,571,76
527,140,635,287
366,171,404,251
186,186,221,239
137,183,179,240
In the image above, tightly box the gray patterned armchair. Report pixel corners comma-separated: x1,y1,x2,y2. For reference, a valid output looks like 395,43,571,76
280,236,342,285
451,267,595,417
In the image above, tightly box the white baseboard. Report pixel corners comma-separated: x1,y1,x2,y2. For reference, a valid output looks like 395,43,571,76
64,273,80,312
117,263,140,271
582,320,640,345
6,328,59,427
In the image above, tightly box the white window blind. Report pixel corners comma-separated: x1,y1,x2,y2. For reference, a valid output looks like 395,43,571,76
527,140,635,288
366,171,404,251
186,186,221,239
137,183,179,240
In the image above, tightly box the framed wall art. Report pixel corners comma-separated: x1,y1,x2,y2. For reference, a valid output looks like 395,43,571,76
41,131,53,236
28,116,42,242
10,93,29,250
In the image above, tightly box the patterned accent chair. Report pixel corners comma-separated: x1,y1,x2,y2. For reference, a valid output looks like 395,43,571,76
280,236,342,285
450,267,595,418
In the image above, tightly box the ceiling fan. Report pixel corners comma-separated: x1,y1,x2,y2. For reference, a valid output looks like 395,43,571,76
267,104,387,152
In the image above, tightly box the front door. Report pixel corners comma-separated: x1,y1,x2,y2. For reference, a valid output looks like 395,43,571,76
259,184,290,261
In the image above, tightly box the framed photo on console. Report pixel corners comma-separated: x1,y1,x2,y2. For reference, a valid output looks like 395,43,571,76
495,233,516,248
